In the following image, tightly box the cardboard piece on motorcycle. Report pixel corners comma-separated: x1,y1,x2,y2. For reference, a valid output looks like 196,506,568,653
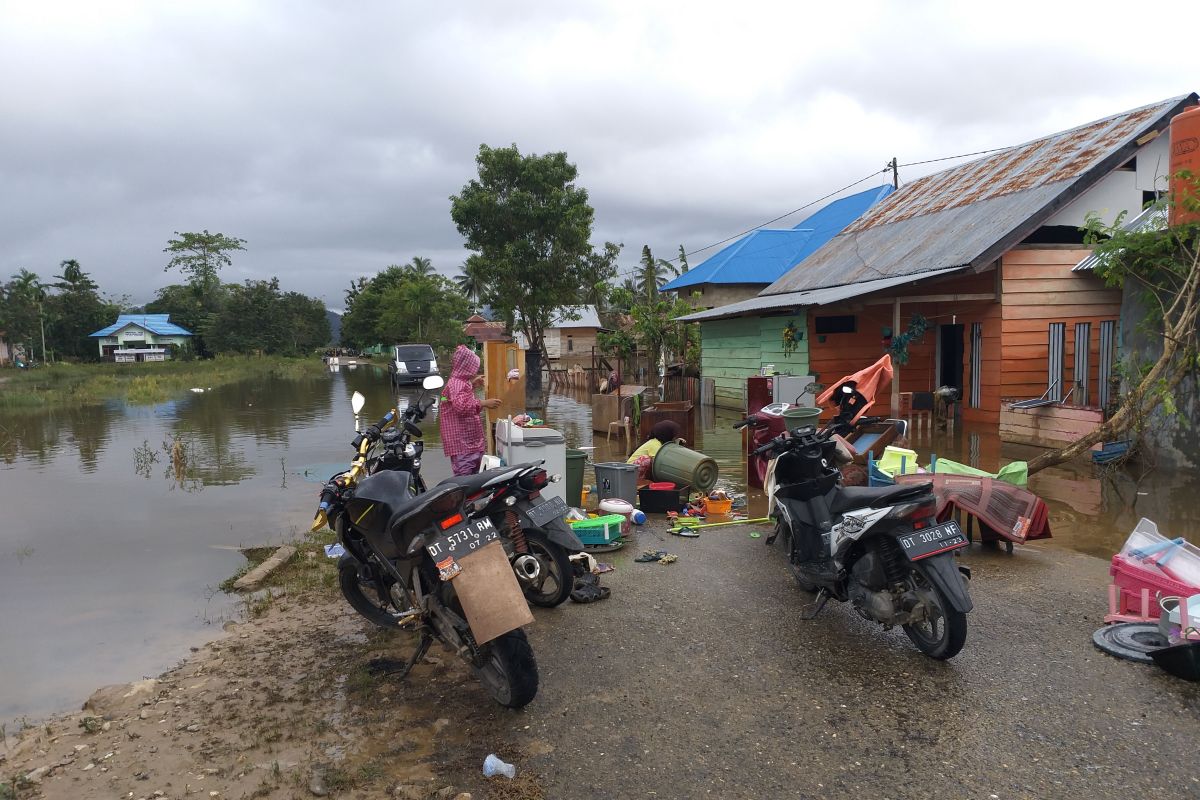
454,540,534,644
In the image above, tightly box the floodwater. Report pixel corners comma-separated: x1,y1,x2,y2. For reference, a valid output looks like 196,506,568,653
3,368,1199,727
0,364,449,728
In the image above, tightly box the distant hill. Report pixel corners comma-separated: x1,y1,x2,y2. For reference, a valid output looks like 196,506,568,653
326,310,342,346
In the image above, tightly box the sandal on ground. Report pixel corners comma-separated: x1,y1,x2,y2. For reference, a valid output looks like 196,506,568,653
635,549,669,562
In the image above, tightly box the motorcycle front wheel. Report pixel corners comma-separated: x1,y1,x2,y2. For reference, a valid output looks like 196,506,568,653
338,557,403,629
520,530,574,607
902,566,968,660
473,629,539,708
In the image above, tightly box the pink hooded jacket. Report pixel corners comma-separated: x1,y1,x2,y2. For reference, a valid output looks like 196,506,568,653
439,345,485,456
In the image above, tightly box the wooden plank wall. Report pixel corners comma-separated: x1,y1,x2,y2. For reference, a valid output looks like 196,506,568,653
805,270,1002,423
699,314,809,410
999,404,1104,450
1000,249,1122,406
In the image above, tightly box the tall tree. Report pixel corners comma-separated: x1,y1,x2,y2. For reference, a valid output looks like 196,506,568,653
677,245,690,274
0,269,46,358
450,144,619,378
635,245,677,301
45,259,114,360
407,256,436,278
163,230,247,292
455,259,485,309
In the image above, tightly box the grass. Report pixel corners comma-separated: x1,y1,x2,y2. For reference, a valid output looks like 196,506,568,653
0,356,326,410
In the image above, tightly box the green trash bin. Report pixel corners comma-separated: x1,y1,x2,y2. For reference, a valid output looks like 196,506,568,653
781,406,822,428
651,442,719,494
565,448,587,508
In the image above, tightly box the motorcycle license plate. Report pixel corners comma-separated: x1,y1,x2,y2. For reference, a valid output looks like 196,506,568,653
526,495,568,527
898,521,967,561
425,516,500,579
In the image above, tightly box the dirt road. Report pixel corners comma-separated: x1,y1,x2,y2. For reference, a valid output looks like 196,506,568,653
4,522,1199,799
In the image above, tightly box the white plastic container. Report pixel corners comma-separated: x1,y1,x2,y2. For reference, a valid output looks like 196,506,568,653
495,420,567,504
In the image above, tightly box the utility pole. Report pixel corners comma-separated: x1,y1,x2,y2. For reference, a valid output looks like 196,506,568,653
890,157,900,190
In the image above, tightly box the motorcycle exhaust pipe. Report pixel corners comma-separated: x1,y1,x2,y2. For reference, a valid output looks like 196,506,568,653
513,554,542,583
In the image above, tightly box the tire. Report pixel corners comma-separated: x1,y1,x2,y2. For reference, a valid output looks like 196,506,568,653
474,628,539,709
902,565,968,660
776,519,819,592
520,529,574,607
338,557,402,629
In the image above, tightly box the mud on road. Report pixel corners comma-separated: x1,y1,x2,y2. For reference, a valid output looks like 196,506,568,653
4,521,1200,800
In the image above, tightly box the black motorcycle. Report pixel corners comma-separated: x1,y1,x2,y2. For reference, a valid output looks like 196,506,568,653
312,433,539,708
740,418,973,659
351,381,583,608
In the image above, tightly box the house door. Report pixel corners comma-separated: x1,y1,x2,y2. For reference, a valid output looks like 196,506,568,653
938,324,964,397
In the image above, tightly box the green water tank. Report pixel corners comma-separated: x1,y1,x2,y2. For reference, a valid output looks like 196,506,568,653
652,442,719,493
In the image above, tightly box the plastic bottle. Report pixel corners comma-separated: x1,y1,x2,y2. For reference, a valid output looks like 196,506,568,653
482,754,516,779
631,510,647,525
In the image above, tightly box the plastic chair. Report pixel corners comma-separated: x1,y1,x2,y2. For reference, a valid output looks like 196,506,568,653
607,415,631,442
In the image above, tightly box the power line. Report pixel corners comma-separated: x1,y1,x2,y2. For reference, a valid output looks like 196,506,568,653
622,142,1017,277
661,168,890,264
896,145,1013,168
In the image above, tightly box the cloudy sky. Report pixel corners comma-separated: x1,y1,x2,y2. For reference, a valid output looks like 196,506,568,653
1,0,1195,309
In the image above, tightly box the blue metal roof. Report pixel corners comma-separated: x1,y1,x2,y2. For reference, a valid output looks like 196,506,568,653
90,314,194,338
660,184,894,291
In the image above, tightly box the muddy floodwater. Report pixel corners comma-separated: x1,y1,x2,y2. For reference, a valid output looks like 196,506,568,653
3,368,1200,727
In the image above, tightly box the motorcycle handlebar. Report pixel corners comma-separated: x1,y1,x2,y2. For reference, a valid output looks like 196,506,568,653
752,437,782,456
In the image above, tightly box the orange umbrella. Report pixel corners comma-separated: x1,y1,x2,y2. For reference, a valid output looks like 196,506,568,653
815,354,893,422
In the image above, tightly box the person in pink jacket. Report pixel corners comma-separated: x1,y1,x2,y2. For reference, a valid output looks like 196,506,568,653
439,345,501,475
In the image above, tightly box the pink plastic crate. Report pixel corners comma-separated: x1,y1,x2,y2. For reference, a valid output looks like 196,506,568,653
1108,555,1200,622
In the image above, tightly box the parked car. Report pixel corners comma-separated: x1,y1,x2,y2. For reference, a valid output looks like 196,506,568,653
389,344,439,387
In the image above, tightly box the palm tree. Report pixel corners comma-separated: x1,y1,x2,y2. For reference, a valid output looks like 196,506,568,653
407,256,435,278
455,259,484,309
634,245,677,301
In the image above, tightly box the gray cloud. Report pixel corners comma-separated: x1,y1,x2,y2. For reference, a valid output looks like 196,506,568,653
0,0,1193,308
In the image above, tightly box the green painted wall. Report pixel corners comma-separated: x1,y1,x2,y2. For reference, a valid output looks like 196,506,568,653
700,312,809,410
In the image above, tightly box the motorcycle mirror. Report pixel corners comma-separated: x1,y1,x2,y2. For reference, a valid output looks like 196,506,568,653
351,391,366,415
422,375,444,391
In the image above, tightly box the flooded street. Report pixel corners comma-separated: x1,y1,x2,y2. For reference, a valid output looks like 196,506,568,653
0,365,447,728
4,368,1200,730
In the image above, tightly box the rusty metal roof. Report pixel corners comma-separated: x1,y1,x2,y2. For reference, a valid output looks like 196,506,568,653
764,94,1197,296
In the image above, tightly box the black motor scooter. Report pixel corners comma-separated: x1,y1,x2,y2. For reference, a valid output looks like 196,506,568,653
736,416,973,660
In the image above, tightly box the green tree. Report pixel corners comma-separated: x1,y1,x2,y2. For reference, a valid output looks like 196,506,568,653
677,245,690,274
407,256,436,278
0,269,46,358
455,258,485,309
204,279,330,356
450,144,619,378
146,282,228,357
164,230,247,292
635,245,677,301
45,260,115,360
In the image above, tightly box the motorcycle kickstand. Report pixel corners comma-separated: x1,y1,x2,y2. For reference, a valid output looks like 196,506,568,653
388,634,433,682
800,588,830,621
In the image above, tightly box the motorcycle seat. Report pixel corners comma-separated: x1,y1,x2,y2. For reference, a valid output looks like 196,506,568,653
830,482,931,515
437,463,542,494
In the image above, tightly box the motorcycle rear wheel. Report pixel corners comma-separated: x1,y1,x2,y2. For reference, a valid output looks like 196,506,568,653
338,557,403,629
520,530,574,608
902,567,968,660
473,629,539,708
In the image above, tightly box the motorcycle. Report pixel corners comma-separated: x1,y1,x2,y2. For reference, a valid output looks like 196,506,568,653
350,381,584,608
736,413,973,660
312,386,539,708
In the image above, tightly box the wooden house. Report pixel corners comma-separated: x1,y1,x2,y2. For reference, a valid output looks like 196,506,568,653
543,306,605,371
681,94,1198,442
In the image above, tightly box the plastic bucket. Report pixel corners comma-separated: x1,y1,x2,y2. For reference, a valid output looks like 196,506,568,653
593,462,639,505
566,449,586,508
652,443,719,494
781,406,822,427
